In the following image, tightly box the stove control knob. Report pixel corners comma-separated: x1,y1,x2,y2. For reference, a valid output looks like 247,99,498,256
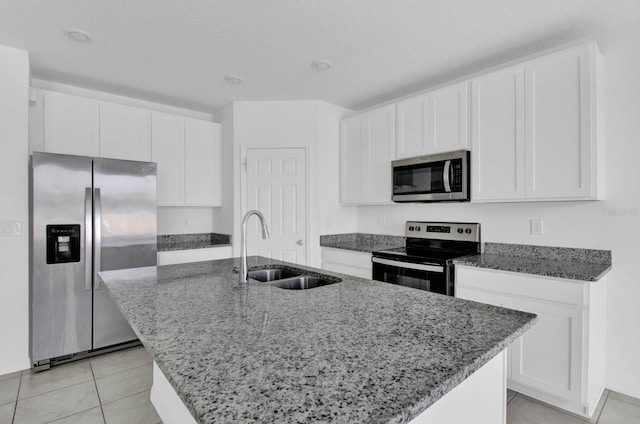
465,228,472,234
409,226,414,231
457,228,464,234
415,226,421,231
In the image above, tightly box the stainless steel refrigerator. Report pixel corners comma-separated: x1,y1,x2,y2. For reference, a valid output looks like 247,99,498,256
30,152,157,368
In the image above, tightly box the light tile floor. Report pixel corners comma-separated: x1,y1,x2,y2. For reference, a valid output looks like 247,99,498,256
1,346,639,423
0,346,160,424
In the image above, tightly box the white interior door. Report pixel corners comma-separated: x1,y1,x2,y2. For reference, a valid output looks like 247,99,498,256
245,148,307,265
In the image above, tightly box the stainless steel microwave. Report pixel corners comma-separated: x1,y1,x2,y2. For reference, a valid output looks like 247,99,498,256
392,150,470,202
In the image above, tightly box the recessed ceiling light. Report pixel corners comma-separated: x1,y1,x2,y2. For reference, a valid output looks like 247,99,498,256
311,60,333,71
224,75,243,85
64,27,92,42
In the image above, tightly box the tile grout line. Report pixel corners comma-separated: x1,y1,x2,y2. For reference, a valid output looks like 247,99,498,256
11,370,23,424
89,361,107,424
93,360,153,381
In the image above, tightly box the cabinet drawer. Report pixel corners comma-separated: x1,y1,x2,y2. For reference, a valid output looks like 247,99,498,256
456,266,586,306
321,248,372,269
321,248,372,279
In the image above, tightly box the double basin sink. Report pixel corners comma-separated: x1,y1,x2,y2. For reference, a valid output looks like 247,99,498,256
247,266,342,290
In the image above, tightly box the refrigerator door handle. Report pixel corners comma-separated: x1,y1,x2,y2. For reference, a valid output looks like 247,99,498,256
94,188,102,290
84,187,93,291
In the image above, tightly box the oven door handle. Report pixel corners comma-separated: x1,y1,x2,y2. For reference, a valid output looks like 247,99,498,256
372,257,444,273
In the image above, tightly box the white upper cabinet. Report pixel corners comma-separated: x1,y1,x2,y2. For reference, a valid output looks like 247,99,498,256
471,65,525,201
471,42,604,202
340,104,395,205
524,44,600,200
152,112,186,206
396,93,428,159
185,118,221,206
42,91,99,157
152,113,222,207
429,82,469,154
34,89,222,207
99,102,151,162
395,82,468,160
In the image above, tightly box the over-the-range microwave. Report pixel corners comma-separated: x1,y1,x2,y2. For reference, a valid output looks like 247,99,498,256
392,150,470,203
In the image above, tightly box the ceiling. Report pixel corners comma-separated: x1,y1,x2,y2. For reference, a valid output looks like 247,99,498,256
1,1,639,113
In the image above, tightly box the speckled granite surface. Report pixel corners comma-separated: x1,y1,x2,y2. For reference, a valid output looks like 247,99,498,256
99,257,536,424
157,233,231,251
320,233,405,253
453,242,612,281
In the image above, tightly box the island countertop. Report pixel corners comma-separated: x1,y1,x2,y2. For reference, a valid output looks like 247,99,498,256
99,257,536,424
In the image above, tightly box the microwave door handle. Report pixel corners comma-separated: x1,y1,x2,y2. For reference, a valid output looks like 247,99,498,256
443,160,451,192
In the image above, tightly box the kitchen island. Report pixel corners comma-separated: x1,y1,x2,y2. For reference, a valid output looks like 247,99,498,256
98,257,536,423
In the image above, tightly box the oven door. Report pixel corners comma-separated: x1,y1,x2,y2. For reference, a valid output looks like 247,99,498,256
371,257,453,296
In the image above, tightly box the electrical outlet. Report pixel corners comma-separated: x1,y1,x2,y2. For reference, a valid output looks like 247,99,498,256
530,219,543,235
184,218,192,226
0,221,22,236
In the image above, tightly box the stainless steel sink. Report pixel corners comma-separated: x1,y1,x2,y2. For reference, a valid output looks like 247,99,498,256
271,275,342,290
247,268,303,282
247,265,342,289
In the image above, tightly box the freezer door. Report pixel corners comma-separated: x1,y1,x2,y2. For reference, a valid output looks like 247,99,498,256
93,157,157,349
31,152,93,362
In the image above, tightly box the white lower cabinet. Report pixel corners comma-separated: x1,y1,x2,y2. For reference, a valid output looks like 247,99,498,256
321,247,372,279
455,266,606,418
157,246,232,266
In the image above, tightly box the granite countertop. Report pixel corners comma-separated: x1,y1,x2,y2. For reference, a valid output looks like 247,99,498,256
157,233,231,252
453,243,612,282
99,257,536,424
320,233,405,253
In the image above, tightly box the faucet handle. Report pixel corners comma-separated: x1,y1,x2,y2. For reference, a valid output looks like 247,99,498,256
233,266,240,274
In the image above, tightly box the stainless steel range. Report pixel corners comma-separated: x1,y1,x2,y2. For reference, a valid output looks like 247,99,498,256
372,221,481,296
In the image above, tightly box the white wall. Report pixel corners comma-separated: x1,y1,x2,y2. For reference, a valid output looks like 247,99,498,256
0,45,30,374
223,100,357,265
355,23,640,398
211,104,235,236
157,207,215,235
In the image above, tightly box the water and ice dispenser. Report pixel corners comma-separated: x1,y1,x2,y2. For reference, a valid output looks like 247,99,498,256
46,225,81,264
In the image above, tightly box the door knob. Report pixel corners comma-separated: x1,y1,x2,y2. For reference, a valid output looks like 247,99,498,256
296,239,304,246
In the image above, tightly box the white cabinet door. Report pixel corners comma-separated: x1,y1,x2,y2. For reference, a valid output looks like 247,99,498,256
364,105,395,203
508,296,583,404
396,93,428,160
395,83,468,160
525,44,596,200
428,82,469,154
471,65,525,201
185,119,221,206
152,112,185,205
43,91,99,157
340,105,395,205
99,102,151,161
339,115,364,204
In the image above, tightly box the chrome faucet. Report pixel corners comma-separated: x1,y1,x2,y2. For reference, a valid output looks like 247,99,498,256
240,210,270,283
